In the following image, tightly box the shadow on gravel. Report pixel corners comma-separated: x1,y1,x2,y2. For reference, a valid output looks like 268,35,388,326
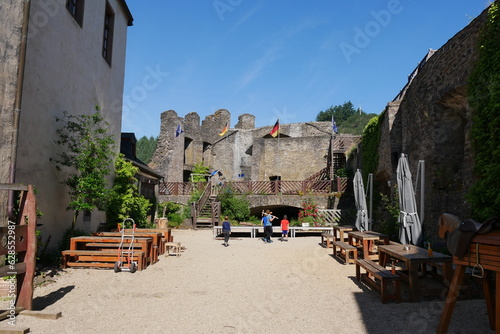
32,285,75,310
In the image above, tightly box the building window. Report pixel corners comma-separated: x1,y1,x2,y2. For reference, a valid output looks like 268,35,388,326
66,0,85,27
102,2,115,66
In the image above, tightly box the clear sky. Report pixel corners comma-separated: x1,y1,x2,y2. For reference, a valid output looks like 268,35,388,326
121,0,491,139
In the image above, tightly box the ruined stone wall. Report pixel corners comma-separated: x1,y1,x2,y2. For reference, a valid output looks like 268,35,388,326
257,136,329,181
150,110,185,182
151,109,340,183
377,8,488,240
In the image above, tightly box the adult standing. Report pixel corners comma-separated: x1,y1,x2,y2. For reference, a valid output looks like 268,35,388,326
262,210,275,243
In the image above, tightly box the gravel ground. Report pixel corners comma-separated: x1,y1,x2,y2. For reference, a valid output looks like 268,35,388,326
1,229,493,333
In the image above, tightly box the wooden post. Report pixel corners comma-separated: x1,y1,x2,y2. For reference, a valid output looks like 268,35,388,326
16,185,37,310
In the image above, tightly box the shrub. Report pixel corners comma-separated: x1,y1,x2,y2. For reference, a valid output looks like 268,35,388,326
217,187,250,222
376,187,400,241
106,155,152,229
298,199,325,226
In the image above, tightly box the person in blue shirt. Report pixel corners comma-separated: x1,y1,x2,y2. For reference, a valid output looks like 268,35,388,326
222,216,231,247
262,210,276,243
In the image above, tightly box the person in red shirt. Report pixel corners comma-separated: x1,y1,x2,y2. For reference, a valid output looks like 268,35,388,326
280,215,290,242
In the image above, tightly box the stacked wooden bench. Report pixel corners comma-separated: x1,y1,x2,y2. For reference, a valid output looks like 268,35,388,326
332,241,358,264
355,259,401,303
61,250,146,271
321,232,335,248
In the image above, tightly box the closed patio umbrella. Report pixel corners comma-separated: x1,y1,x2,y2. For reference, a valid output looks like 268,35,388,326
354,169,369,232
397,154,423,246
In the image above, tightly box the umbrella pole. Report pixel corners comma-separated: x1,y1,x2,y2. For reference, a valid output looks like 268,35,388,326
419,160,425,228
368,173,373,230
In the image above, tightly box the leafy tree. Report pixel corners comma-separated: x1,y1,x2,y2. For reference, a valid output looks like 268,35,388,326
106,154,152,229
51,107,115,231
136,136,157,163
316,101,359,124
316,101,376,135
338,112,378,135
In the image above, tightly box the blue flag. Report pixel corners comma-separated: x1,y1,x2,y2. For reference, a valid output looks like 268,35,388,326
175,124,184,137
332,116,338,134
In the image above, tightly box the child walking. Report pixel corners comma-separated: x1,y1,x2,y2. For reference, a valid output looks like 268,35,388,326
280,215,290,242
222,216,231,247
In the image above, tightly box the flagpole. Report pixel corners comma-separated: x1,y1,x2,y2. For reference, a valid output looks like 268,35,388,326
278,120,280,193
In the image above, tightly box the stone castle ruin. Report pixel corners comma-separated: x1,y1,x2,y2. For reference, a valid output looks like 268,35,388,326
150,109,360,184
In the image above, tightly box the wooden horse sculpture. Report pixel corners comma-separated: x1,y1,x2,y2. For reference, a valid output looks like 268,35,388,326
437,213,500,334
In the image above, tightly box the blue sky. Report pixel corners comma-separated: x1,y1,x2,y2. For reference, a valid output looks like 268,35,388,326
121,0,490,139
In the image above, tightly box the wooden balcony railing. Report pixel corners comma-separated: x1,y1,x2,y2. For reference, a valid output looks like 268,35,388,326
159,178,348,196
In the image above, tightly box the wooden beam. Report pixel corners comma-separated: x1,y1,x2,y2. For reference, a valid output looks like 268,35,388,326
0,326,30,334
0,263,26,277
0,184,29,191
20,310,62,320
0,307,24,321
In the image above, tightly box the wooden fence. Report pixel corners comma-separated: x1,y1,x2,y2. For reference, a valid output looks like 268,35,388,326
159,178,348,196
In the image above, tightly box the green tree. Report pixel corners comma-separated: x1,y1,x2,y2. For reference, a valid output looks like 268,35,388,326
51,107,115,231
339,113,378,135
316,101,359,124
316,101,376,135
106,154,152,229
136,136,157,163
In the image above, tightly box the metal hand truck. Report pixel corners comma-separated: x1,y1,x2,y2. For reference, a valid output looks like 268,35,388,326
114,218,138,273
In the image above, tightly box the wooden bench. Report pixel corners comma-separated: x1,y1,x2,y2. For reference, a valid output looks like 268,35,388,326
355,259,401,303
61,250,146,271
321,233,335,248
332,241,358,264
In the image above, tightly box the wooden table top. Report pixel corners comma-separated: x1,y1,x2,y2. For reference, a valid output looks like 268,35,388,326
71,236,152,241
333,225,356,231
378,244,451,263
348,230,388,240
94,231,161,238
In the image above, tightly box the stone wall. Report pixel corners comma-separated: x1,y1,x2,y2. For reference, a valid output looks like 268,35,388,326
0,1,24,223
376,7,488,240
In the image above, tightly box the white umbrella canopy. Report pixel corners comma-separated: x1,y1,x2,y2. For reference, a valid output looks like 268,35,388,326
354,169,369,232
397,154,423,246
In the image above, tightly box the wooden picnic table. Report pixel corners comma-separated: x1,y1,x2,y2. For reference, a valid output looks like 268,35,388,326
121,228,172,242
378,244,452,302
94,232,162,262
70,236,153,266
348,230,389,260
333,225,357,242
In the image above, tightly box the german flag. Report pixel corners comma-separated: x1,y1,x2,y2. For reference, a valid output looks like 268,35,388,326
219,121,229,136
270,119,279,137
